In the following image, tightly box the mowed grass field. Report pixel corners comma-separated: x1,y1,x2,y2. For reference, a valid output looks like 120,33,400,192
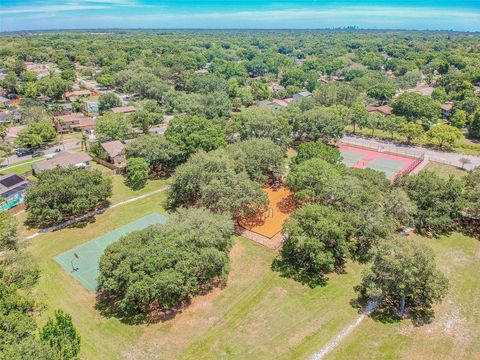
21,167,480,359
326,233,480,360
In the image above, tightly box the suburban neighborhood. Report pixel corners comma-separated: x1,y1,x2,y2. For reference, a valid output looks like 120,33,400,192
0,25,479,360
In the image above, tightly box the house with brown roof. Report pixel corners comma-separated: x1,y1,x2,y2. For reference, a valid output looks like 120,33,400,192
111,106,136,114
64,90,93,101
55,113,96,133
441,103,454,119
257,99,291,109
408,84,435,97
32,151,92,175
100,140,127,167
366,105,392,116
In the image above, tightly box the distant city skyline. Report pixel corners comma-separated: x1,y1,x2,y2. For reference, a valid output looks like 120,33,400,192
1,1,480,32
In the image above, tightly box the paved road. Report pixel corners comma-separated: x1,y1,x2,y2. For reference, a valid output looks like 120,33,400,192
342,135,480,171
0,141,79,167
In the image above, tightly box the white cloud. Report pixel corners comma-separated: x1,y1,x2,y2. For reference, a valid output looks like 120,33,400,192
0,3,108,15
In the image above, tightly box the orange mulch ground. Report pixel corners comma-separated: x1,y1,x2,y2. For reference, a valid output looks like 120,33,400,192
238,186,297,238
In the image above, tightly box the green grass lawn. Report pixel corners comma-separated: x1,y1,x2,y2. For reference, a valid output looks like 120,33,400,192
26,191,170,359
21,164,479,360
326,233,480,360
24,185,365,359
424,161,468,179
0,157,45,176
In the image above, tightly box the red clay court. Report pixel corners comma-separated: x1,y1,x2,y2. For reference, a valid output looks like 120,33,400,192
238,187,296,239
339,144,421,180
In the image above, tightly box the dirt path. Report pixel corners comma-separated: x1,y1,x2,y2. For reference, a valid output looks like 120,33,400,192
309,300,379,360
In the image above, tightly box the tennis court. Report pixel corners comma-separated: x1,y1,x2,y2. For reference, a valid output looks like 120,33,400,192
339,144,420,180
54,213,167,291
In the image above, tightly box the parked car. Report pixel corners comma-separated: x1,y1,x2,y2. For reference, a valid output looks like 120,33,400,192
32,151,45,158
15,148,33,157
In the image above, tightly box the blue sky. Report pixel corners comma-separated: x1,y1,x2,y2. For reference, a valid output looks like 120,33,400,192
1,1,479,32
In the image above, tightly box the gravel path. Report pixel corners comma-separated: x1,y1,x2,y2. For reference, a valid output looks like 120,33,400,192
309,300,380,360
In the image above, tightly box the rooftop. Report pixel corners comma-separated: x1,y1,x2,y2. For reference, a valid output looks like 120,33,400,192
32,151,92,172
100,140,125,158
111,106,136,114
367,105,392,116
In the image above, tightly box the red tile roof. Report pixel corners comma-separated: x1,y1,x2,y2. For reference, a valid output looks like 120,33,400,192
441,103,454,111
367,105,392,116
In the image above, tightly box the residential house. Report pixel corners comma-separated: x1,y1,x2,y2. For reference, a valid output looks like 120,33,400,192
100,140,127,167
64,90,93,102
292,91,312,100
408,84,435,97
111,106,136,114
257,98,293,110
32,151,92,175
441,103,454,119
0,174,29,211
55,113,96,133
85,101,99,113
25,62,50,79
366,105,392,116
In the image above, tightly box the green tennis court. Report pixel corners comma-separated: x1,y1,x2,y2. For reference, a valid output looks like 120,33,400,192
340,149,366,167
54,213,168,291
365,157,409,180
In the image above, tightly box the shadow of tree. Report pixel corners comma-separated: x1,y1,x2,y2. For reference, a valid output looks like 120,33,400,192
95,280,226,325
271,257,328,288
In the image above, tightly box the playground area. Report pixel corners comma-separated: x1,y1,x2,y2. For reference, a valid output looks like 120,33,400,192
339,144,421,180
54,213,167,291
238,186,297,242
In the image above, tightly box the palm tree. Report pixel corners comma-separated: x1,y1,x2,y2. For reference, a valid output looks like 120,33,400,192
80,131,88,152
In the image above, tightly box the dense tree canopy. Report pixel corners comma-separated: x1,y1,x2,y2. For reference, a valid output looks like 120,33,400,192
293,140,342,166
356,237,448,322
16,121,56,149
395,170,465,234
95,113,130,141
165,115,226,158
274,204,354,287
235,106,291,145
125,134,184,175
25,168,112,228
125,157,149,190
168,150,267,218
392,93,441,126
226,138,286,182
0,211,18,251
98,208,233,317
